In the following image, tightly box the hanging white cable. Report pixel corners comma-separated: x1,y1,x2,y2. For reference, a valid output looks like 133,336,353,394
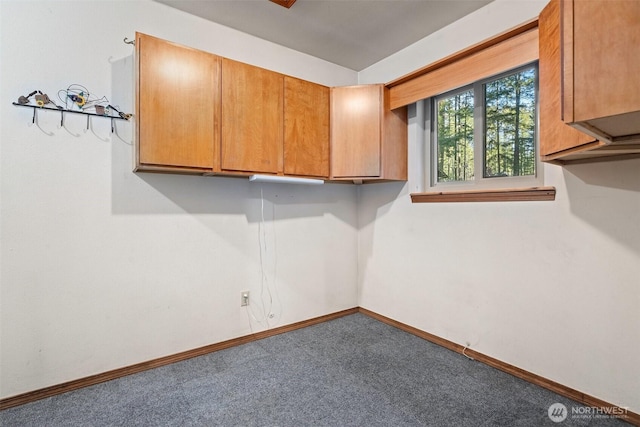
245,185,282,330
259,185,272,328
269,200,282,323
245,186,268,329
244,301,255,334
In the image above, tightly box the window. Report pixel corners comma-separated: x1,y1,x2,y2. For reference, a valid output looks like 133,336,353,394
388,22,554,202
429,63,540,189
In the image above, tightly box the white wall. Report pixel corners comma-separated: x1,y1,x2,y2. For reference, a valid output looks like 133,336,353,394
2,0,638,415
0,0,358,399
357,0,640,413
358,0,548,85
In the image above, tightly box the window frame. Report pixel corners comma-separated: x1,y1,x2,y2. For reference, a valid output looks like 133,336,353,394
388,19,555,202
426,61,542,192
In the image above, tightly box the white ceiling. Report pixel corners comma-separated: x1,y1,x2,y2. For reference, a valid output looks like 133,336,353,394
154,0,493,71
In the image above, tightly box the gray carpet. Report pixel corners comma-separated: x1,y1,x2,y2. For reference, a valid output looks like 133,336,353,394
0,313,630,426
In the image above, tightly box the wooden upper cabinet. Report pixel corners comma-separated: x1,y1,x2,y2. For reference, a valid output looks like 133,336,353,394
221,59,283,174
561,0,640,148
331,85,407,180
539,0,598,161
134,33,405,181
284,77,330,178
136,33,220,172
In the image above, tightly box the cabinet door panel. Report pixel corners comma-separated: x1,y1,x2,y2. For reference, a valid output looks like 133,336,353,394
284,77,329,178
221,59,283,174
381,91,408,180
570,0,640,123
539,0,595,158
331,86,381,178
137,33,219,169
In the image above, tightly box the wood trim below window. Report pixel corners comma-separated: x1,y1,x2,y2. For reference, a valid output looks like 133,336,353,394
410,186,556,203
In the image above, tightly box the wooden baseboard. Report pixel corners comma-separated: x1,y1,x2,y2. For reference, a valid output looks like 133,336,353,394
0,307,358,411
358,308,639,426
2,306,637,426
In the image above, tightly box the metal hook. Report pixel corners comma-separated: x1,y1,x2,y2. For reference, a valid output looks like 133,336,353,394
123,37,135,46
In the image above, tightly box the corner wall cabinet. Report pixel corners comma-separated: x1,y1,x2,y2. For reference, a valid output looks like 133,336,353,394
330,85,407,181
134,32,407,182
539,0,640,163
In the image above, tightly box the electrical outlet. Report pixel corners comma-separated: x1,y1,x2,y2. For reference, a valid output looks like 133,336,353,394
241,291,250,307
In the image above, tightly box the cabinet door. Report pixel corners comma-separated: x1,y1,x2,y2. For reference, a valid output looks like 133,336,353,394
221,59,283,174
137,33,219,170
563,0,640,141
284,77,329,178
381,88,408,181
538,0,596,159
331,85,381,178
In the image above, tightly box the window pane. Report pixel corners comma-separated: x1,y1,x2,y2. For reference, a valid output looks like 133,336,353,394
436,90,474,182
484,67,537,178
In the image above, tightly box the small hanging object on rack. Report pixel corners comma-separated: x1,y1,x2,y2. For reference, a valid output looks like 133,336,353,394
17,90,38,105
107,104,132,120
58,84,102,111
13,84,132,133
35,93,58,108
17,90,62,109
68,93,86,108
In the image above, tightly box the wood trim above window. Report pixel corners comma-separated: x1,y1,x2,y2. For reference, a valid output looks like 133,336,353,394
387,19,539,110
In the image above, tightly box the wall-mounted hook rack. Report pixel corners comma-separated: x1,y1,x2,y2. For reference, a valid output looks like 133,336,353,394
12,102,130,132
124,37,135,46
